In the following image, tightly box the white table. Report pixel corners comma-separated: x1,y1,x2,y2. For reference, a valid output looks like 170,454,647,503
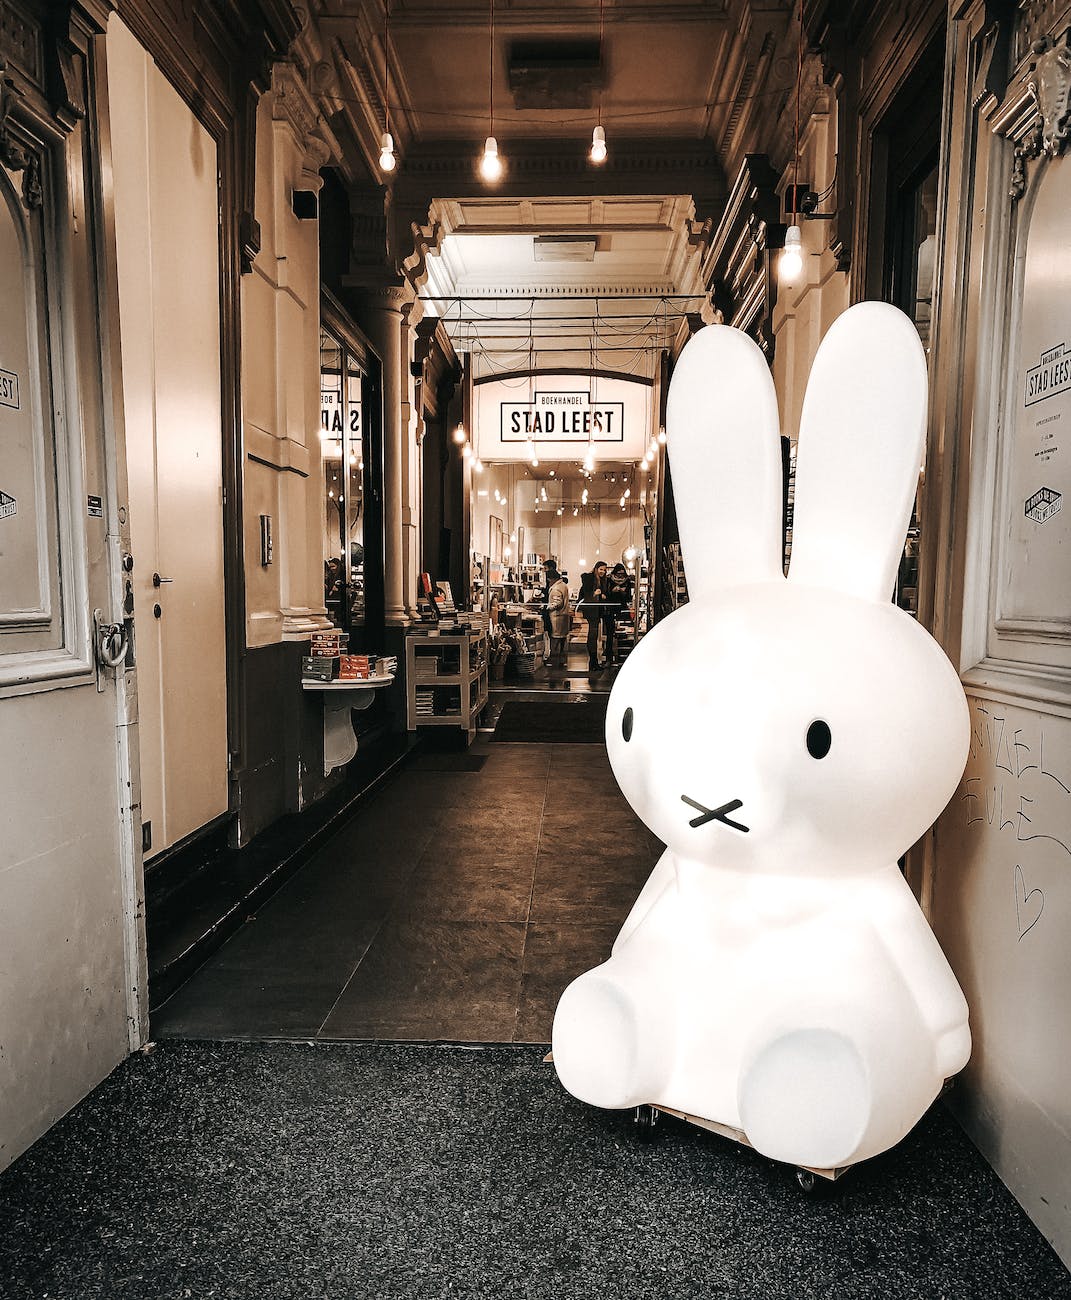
302,674,395,775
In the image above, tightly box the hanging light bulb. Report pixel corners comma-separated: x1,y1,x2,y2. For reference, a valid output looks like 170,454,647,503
453,424,467,445
480,135,503,181
473,457,484,473
624,488,630,498
583,446,595,472
379,132,396,173
781,224,803,281
589,125,607,164
657,426,667,444
462,443,472,459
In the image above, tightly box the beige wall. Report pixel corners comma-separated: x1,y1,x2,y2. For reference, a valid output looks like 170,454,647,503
242,72,332,648
923,4,1071,1264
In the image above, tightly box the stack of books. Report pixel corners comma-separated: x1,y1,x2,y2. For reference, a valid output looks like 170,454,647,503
338,654,371,681
414,687,435,717
303,630,347,681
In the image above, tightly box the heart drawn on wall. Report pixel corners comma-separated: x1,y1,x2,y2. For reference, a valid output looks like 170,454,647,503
1014,863,1045,942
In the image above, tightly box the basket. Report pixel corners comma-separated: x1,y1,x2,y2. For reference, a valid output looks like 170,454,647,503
513,651,536,678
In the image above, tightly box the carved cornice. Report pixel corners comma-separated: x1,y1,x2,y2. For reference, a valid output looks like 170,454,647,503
0,59,42,208
700,153,781,362
999,25,1071,199
270,61,336,185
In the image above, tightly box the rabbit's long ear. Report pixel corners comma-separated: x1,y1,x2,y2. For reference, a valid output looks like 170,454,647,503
788,302,926,603
666,325,785,598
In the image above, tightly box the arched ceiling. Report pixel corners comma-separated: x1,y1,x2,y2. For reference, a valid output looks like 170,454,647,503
308,0,797,374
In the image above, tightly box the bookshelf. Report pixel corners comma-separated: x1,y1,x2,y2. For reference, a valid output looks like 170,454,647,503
405,629,488,742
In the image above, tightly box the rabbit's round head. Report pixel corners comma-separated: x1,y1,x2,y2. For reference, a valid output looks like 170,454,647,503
607,303,969,876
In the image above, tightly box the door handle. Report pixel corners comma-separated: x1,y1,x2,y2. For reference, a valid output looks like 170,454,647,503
93,608,129,692
153,573,173,587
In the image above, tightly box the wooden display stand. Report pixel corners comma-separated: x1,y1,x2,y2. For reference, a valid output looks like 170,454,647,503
405,628,488,743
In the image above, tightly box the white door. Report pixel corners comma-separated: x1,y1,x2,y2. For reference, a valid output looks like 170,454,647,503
107,18,229,856
0,123,139,1160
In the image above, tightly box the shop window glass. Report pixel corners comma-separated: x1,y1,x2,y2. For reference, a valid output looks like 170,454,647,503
320,329,368,632
320,329,345,627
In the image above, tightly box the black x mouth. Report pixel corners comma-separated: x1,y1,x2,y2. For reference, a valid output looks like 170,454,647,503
681,795,749,833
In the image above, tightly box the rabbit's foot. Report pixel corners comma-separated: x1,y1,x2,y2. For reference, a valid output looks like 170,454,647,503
552,968,669,1110
738,1028,869,1170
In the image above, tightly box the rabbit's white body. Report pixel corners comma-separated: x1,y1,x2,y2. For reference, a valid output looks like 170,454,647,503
552,305,971,1170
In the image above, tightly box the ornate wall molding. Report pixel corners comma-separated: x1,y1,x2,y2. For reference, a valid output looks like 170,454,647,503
0,59,42,208
999,25,1071,198
698,153,781,362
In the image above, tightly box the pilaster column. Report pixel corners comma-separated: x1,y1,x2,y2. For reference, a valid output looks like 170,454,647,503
351,284,417,626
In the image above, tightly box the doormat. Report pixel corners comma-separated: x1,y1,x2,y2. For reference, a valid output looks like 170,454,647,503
492,697,608,744
409,753,489,772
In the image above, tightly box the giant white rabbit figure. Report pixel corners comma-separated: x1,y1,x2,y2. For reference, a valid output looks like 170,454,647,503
552,302,971,1171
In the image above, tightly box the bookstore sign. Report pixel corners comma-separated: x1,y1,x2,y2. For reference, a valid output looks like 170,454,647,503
500,392,625,442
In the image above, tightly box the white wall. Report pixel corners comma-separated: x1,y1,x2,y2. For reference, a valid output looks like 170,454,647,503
241,71,332,646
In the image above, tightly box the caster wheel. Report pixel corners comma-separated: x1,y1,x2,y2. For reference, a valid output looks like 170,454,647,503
795,1168,824,1196
633,1104,660,1143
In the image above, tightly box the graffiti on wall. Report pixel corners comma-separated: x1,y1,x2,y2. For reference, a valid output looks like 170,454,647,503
960,700,1070,943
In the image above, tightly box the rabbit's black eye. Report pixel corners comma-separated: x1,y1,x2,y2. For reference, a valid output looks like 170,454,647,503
807,720,832,759
622,707,634,742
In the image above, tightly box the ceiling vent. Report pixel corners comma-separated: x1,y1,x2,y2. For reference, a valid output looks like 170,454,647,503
533,235,598,263
508,40,603,110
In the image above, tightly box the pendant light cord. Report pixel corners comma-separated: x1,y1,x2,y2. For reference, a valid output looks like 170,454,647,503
384,0,390,138
489,0,495,138
793,0,802,225
598,0,605,130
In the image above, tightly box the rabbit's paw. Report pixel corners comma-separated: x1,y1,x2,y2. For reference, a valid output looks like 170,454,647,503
738,1028,869,1169
552,969,668,1110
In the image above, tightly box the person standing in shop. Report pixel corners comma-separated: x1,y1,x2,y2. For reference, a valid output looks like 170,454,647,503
603,562,633,666
579,560,609,670
546,569,571,669
541,559,560,659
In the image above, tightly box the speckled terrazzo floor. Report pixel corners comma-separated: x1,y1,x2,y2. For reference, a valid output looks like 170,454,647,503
0,1041,1067,1300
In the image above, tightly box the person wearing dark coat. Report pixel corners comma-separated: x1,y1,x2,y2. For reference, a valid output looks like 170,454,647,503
603,563,633,664
578,561,609,670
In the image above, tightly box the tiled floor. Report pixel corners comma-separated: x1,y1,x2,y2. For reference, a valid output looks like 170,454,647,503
153,735,660,1044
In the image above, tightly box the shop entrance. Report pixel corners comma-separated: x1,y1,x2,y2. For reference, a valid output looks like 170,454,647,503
468,456,655,729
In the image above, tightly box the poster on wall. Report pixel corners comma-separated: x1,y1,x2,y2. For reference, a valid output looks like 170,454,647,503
1003,153,1071,626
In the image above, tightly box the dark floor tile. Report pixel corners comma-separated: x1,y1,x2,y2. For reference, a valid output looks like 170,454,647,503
395,855,536,922
153,920,380,1039
419,822,543,856
434,800,543,832
319,919,527,1041
513,923,619,1043
536,817,660,864
530,853,655,925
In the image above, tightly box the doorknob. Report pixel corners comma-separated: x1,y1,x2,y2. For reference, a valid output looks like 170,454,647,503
152,572,173,587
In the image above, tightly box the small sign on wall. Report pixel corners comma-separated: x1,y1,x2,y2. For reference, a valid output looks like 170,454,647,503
0,366,19,410
0,490,15,519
